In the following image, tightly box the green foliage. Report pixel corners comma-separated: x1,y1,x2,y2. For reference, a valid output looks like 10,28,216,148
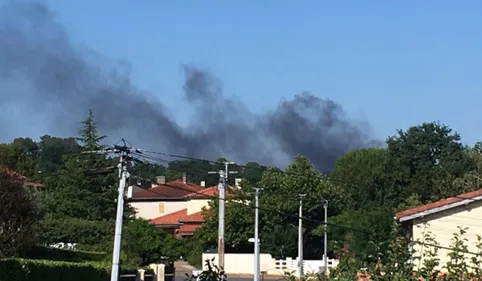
319,205,394,261
185,258,227,281
36,216,114,245
76,109,107,152
328,255,362,281
36,135,81,175
0,138,39,178
413,227,440,279
258,155,341,258
330,148,389,209
444,227,469,280
327,222,482,281
386,122,475,203
262,224,298,259
0,259,110,281
21,246,107,263
196,198,254,252
121,218,179,266
0,170,43,258
6,111,482,281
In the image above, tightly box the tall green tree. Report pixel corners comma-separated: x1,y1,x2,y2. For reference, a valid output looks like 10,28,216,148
195,195,254,253
0,138,39,178
77,109,106,152
386,122,475,203
330,148,390,210
39,110,121,246
36,135,81,175
257,155,342,258
452,142,482,194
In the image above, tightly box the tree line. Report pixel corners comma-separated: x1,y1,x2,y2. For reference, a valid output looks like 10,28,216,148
1,110,481,271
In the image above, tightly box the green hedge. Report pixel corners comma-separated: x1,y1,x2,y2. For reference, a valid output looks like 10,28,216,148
0,259,109,281
0,259,154,281
22,246,107,263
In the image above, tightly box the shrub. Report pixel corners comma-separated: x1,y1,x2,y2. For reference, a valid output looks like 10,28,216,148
0,170,43,257
185,258,227,281
0,259,109,281
21,246,107,263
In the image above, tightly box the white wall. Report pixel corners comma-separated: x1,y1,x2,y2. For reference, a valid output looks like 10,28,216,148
187,199,210,215
130,201,187,220
412,200,482,271
202,253,282,275
202,253,338,276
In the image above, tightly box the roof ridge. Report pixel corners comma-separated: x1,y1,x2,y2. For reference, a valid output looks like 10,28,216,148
0,166,44,187
395,188,482,221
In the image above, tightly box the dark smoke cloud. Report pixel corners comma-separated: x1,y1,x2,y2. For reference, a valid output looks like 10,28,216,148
0,1,381,172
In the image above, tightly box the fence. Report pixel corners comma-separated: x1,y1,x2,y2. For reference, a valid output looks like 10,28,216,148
202,253,339,276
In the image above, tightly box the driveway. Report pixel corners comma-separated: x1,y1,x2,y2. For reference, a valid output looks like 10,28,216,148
174,261,283,281
176,277,281,281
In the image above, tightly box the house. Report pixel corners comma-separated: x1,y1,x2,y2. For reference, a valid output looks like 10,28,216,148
395,189,482,270
128,174,205,220
149,186,235,237
128,174,240,236
0,166,44,188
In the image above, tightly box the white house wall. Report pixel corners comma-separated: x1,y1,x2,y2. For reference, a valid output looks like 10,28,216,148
187,199,210,215
412,199,482,271
130,201,188,220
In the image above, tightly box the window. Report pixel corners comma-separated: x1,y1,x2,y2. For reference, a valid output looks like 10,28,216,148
158,203,165,213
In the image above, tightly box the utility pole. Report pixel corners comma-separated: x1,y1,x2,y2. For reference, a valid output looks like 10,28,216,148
253,187,263,281
208,161,236,269
298,194,306,278
322,199,329,277
110,145,134,281
83,142,140,281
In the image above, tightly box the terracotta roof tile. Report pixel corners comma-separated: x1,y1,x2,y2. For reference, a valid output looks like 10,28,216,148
149,209,205,225
0,166,44,187
179,211,204,223
149,209,187,225
176,223,203,235
395,189,482,220
133,180,203,199
184,185,237,199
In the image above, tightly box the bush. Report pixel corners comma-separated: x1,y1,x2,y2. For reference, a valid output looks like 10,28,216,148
22,246,107,263
0,170,43,257
36,216,115,245
0,258,149,281
185,259,227,281
0,259,109,281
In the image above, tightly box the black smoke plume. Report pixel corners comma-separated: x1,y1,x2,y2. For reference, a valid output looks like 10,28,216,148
0,1,380,172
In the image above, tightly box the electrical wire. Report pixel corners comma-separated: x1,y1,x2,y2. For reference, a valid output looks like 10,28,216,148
4,141,482,256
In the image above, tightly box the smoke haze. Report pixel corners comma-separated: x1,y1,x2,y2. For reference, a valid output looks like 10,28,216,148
0,1,380,172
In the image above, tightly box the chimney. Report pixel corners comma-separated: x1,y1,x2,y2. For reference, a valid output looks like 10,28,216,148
200,181,206,187
182,172,187,184
127,186,133,199
156,176,166,185
235,178,242,189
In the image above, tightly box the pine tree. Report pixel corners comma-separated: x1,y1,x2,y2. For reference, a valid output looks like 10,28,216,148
77,109,106,152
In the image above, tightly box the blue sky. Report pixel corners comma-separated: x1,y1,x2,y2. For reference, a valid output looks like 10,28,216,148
41,0,482,144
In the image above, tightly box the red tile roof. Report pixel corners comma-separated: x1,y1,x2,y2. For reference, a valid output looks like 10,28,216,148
0,166,44,187
176,223,203,235
149,209,205,225
150,209,187,225
184,185,237,199
395,189,482,221
149,208,206,236
132,180,203,199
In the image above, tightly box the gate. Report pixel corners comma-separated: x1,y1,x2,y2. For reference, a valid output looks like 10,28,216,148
164,259,175,281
